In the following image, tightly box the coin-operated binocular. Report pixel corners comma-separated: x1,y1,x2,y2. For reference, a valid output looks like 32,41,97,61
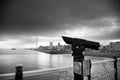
62,36,100,50
62,36,100,80
62,36,100,55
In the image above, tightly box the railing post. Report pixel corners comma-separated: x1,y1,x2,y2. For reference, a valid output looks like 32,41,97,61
87,60,91,80
15,65,23,80
114,57,117,80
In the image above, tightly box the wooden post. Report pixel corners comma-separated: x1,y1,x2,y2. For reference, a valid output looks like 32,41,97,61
15,65,23,80
88,60,91,80
114,57,117,80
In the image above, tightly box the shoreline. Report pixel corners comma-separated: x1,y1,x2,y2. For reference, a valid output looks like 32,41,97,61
35,49,71,54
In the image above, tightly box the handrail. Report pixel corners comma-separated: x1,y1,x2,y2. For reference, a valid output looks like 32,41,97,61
92,59,115,64
23,66,72,77
0,58,119,79
84,52,120,58
0,66,73,79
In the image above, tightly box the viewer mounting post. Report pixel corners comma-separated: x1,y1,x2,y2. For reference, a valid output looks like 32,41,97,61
62,36,100,80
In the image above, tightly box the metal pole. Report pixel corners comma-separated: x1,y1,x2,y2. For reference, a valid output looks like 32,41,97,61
74,56,84,80
114,57,117,80
15,65,23,80
72,45,85,80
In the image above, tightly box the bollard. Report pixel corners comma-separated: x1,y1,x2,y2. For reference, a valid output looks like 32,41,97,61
114,57,117,80
15,65,23,80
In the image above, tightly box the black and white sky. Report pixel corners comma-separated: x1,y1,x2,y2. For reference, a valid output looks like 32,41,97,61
0,0,120,48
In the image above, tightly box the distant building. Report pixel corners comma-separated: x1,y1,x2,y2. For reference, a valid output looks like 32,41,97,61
57,43,61,50
64,45,71,51
100,41,120,52
39,46,43,49
58,43,60,48
108,42,120,51
49,42,53,49
115,42,120,50
43,46,49,50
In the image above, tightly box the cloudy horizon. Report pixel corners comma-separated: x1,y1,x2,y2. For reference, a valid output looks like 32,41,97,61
0,0,120,49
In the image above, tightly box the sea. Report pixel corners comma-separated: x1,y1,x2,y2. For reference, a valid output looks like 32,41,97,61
0,49,109,74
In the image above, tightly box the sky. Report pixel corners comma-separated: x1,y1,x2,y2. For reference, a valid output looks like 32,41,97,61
0,0,120,49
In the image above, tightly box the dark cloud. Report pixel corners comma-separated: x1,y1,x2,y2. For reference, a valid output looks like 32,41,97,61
88,28,120,40
110,0,120,16
0,0,120,41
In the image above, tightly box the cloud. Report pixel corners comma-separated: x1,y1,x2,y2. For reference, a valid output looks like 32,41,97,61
93,27,120,40
0,0,120,48
0,0,118,35
0,39,21,48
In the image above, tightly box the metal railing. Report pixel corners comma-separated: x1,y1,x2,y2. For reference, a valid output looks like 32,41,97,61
91,58,118,80
0,58,120,80
0,66,73,80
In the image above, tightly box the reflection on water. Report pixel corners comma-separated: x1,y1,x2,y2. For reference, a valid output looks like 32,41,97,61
36,53,73,68
0,49,72,74
0,49,106,74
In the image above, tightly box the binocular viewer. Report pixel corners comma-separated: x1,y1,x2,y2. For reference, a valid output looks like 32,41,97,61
62,36,100,50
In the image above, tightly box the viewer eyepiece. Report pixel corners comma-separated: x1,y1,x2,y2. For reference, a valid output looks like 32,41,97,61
62,36,100,50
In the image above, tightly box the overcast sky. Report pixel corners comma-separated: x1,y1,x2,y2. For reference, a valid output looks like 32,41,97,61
0,0,120,48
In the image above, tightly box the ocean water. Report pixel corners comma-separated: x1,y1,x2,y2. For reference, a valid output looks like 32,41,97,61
0,49,105,74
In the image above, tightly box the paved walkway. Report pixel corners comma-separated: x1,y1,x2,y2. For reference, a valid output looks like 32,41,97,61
2,69,120,80
1,59,120,80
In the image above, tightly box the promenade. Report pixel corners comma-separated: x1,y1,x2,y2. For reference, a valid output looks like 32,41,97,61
1,68,73,80
1,58,120,80
2,68,120,80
